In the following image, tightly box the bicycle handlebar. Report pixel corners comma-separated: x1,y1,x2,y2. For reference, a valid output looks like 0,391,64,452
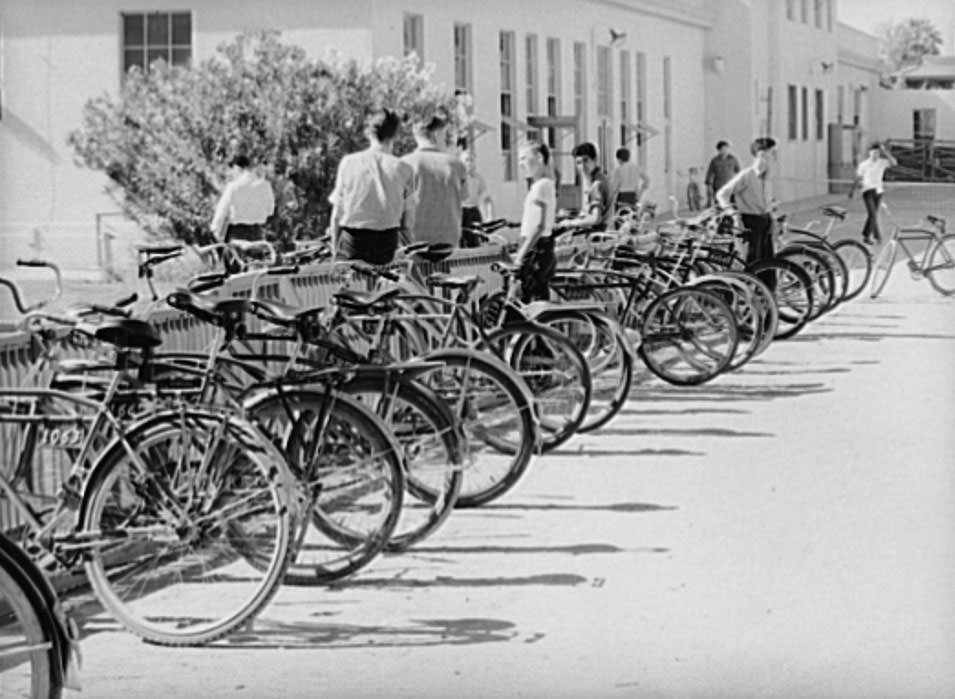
0,259,64,315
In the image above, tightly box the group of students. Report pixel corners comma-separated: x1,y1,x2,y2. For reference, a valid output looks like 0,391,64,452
210,107,897,302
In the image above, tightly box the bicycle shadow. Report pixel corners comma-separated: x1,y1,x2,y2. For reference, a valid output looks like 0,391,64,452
218,615,523,649
628,381,833,402
478,501,676,514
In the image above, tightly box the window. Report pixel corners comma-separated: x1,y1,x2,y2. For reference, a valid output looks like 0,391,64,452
800,0,808,23
815,89,824,140
837,85,844,124
813,0,823,28
636,51,647,167
499,31,516,181
122,12,191,74
573,41,587,139
801,86,809,140
788,84,798,140
526,34,539,116
619,50,631,147
663,56,671,175
546,38,561,116
403,13,424,60
453,23,472,94
596,45,611,117
914,109,937,141
786,0,795,20
826,0,833,31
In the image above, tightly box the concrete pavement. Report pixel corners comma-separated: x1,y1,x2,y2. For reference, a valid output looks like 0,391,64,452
64,268,955,698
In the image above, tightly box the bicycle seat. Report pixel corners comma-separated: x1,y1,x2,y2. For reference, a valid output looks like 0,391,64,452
926,214,946,228
426,273,481,295
91,318,162,350
412,243,455,263
137,243,183,256
166,290,251,327
332,287,400,312
252,299,324,328
822,206,847,220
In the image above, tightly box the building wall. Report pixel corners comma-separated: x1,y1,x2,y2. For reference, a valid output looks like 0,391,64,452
0,0,882,272
871,91,955,141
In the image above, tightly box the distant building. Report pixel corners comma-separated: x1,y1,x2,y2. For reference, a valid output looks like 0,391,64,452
0,0,882,272
900,56,955,90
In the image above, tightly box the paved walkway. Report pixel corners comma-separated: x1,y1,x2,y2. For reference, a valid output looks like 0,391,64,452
62,268,955,698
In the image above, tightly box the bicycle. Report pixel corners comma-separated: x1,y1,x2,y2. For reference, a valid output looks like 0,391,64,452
870,208,955,298
0,532,80,699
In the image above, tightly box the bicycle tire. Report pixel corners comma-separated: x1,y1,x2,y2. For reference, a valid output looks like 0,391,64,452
691,275,762,372
487,322,592,452
869,239,898,299
832,239,873,301
246,389,405,583
417,348,538,508
777,246,837,318
713,270,779,357
746,259,814,340
536,309,634,433
339,375,463,552
0,549,60,698
637,286,739,385
926,233,955,296
80,409,294,646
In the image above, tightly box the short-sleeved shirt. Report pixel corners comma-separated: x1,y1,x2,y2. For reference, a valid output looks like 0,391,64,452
211,170,275,237
402,147,468,246
462,172,489,208
856,158,890,194
705,153,741,192
720,167,771,215
328,148,415,230
520,177,557,240
609,161,645,195
583,169,613,228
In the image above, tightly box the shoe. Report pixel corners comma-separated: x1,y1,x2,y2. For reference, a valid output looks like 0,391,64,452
862,237,873,246
873,234,882,243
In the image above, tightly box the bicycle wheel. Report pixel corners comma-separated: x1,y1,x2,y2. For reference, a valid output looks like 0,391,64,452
778,246,837,318
869,239,898,299
536,309,634,433
80,409,294,646
715,270,779,357
926,233,955,296
487,322,592,452
339,375,463,552
0,554,58,698
691,275,762,372
805,242,850,306
746,259,814,340
417,349,539,508
247,389,404,582
832,239,873,301
637,287,739,385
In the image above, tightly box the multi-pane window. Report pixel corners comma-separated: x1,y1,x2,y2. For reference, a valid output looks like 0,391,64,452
573,41,587,139
815,89,824,140
500,31,517,181
785,0,795,20
546,38,561,116
526,34,539,116
837,85,844,123
788,84,798,140
403,13,424,60
826,0,833,31
800,0,808,23
619,50,631,147
122,12,191,74
635,51,646,167
813,0,823,28
914,108,937,141
801,86,809,140
453,23,473,94
596,45,612,117
663,55,671,175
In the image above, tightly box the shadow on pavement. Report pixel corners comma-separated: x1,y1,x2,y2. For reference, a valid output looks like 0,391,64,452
480,501,676,514
407,543,653,555
619,407,750,416
793,331,955,342
547,447,705,457
219,616,521,649
632,382,832,402
596,427,773,438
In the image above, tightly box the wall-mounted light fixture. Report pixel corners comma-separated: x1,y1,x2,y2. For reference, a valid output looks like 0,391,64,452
711,55,726,74
820,60,835,73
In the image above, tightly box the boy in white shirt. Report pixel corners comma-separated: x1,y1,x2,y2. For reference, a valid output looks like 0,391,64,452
852,141,897,245
514,141,557,302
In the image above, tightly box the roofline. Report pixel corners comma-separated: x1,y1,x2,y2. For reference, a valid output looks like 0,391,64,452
584,0,715,29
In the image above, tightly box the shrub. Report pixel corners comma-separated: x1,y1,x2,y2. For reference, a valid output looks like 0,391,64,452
68,30,459,248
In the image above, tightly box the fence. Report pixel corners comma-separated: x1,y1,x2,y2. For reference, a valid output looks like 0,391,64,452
0,244,509,529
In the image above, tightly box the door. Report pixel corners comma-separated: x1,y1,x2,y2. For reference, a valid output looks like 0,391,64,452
527,115,580,212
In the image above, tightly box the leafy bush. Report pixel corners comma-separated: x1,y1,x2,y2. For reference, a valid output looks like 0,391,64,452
68,30,459,247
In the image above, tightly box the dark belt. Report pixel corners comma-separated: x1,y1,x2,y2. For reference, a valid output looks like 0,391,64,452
342,227,401,236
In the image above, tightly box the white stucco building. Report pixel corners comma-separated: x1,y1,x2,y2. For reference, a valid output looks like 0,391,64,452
0,0,881,272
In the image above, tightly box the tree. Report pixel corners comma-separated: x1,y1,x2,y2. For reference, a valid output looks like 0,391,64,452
878,17,943,87
68,31,459,246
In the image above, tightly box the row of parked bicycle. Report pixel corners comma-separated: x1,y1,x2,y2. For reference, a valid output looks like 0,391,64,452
0,202,946,697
